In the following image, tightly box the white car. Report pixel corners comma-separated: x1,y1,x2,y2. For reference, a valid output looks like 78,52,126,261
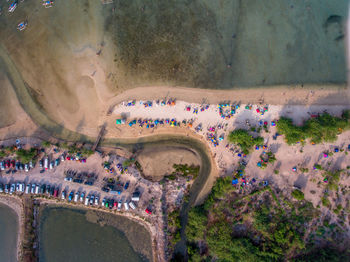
61,191,66,200
74,192,79,202
94,197,99,206
129,201,136,210
35,185,40,194
24,164,29,172
117,201,122,211
29,161,34,169
60,154,65,162
101,198,106,207
84,196,89,206
64,177,72,182
0,161,5,171
25,184,30,194
124,202,129,211
49,161,54,170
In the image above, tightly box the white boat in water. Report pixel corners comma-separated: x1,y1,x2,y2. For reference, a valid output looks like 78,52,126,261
8,2,17,13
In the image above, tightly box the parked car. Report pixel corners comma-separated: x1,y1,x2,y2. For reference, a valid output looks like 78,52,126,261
101,198,106,207
124,202,129,211
49,161,54,170
24,164,29,172
4,184,9,194
94,196,99,206
0,184,3,193
29,161,34,169
80,192,85,202
61,190,66,200
64,177,72,182
10,184,15,194
46,185,51,195
41,184,46,194
84,195,89,206
0,161,5,170
35,184,40,194
89,195,94,205
129,201,136,210
74,192,79,202
124,181,130,190
25,184,30,194
53,188,58,197
117,201,122,211
68,191,74,202
31,184,36,194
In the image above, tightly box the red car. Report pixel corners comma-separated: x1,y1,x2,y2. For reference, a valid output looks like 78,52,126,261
5,160,10,169
53,188,59,197
10,160,15,168
113,202,117,209
66,156,71,161
145,208,152,215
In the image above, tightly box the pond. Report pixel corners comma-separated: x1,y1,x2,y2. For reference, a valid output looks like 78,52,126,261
39,207,150,262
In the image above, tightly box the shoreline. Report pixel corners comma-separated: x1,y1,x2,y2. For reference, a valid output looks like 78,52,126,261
0,195,24,262
38,199,159,262
105,84,350,111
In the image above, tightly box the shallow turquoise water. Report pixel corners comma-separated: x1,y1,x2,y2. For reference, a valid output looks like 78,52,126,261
0,204,18,262
39,207,146,262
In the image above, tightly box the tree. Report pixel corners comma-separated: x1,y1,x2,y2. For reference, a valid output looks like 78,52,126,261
228,129,263,154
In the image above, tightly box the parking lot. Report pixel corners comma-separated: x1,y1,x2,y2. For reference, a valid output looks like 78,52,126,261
0,151,160,215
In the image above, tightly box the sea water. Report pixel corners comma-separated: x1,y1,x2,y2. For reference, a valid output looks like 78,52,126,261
108,0,349,88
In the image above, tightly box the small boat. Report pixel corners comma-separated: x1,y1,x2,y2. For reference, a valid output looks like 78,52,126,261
42,0,53,8
17,21,27,31
8,1,17,13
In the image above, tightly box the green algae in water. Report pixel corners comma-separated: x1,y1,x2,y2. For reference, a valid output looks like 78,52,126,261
39,207,148,262
106,0,348,89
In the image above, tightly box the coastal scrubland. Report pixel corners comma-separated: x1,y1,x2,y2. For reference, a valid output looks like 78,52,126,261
184,177,350,261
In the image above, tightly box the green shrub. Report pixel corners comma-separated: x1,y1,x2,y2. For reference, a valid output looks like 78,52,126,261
321,197,331,208
228,129,263,154
41,141,51,148
292,189,304,201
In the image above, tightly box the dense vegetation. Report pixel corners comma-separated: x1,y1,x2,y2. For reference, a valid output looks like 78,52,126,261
16,148,37,163
168,164,200,180
228,129,264,154
184,176,349,261
276,112,350,145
